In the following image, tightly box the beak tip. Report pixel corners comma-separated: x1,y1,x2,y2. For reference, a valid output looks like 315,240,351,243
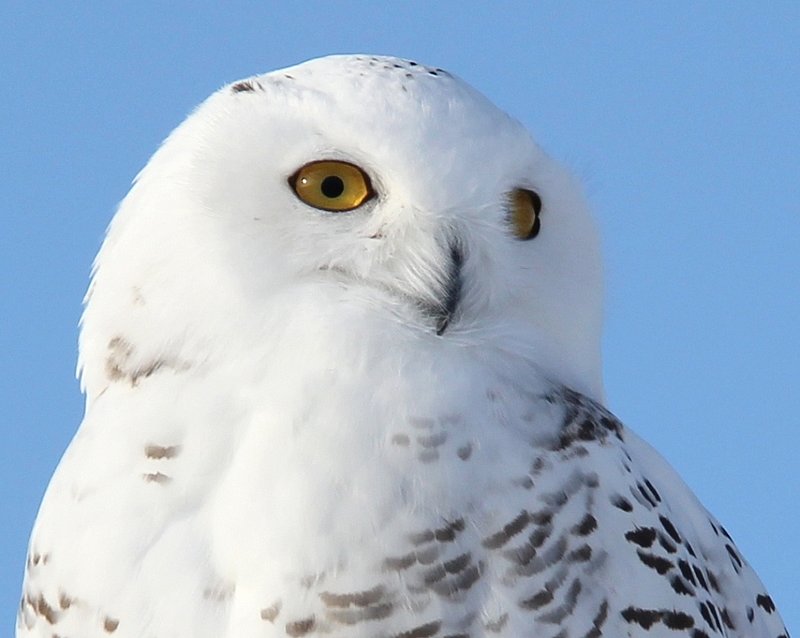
432,243,463,337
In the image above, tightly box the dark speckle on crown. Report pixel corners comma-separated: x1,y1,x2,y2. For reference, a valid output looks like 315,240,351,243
229,56,453,98
346,56,452,79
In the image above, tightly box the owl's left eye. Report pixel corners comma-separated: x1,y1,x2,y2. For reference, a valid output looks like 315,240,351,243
509,188,542,240
289,160,374,212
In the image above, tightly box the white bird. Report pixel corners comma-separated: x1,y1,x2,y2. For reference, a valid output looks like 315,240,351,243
18,54,788,638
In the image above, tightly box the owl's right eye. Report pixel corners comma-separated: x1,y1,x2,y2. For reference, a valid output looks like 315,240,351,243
289,160,374,212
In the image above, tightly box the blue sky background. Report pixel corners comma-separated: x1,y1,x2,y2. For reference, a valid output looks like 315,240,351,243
1,2,797,631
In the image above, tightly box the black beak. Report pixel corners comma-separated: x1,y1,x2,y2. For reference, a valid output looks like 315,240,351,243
433,243,463,336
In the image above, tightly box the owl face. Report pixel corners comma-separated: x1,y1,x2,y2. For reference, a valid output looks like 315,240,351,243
79,55,604,401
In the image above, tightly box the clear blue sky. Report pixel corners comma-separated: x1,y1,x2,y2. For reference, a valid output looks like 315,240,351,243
1,2,797,630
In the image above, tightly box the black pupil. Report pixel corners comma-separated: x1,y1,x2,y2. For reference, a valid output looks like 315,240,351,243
321,175,345,198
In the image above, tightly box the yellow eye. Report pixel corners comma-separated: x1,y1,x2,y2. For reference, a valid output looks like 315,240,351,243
509,188,542,240
289,160,374,212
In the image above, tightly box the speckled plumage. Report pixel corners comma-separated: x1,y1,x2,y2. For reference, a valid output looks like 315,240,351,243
18,55,788,638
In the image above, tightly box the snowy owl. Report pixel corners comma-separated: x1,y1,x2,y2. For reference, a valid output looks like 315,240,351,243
18,55,788,638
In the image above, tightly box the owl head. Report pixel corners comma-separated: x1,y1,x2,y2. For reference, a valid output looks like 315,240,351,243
79,55,603,403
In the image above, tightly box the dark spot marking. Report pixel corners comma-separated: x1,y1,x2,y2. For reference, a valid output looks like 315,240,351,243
423,565,446,585
611,495,633,512
622,607,661,629
725,544,743,569
106,336,133,381
529,524,553,549
261,601,282,622
659,515,681,543
692,565,709,591
756,594,776,613
515,535,568,576
431,561,483,597
625,527,656,548
203,584,234,601
392,434,410,447
550,387,624,450
34,594,59,624
104,617,119,633
384,553,416,571
520,588,553,610
144,444,181,459
320,585,385,608
663,611,695,630
443,552,471,574
621,607,660,629
706,602,723,632
636,482,659,508
417,432,447,448
416,546,440,564
530,509,553,526
567,544,592,562
584,600,609,638
721,607,736,630
572,514,597,536
231,80,256,93
536,578,582,624
678,559,697,585
58,594,73,610
502,539,536,565
657,532,677,554
142,472,171,484
106,336,188,386
327,603,394,625
621,606,694,630
483,511,530,549
670,575,694,595
423,553,473,586
699,601,720,631
637,551,673,574
392,620,441,638
528,525,553,548
435,518,465,541
409,529,434,545
286,616,316,637
707,570,720,593
457,443,472,460
384,545,440,571
643,479,661,502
